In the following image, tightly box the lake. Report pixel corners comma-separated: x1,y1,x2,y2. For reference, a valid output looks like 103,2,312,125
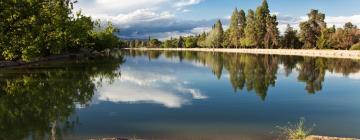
1,50,360,140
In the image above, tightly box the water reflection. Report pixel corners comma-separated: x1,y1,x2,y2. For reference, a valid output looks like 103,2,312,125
94,66,207,108
0,52,124,140
126,50,360,100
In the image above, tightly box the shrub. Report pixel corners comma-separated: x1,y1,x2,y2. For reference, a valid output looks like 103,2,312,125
277,118,314,140
350,42,360,50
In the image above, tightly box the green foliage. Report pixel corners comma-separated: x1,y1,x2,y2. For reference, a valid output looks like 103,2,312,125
277,118,313,140
149,38,162,48
184,36,198,48
206,20,224,48
254,0,271,48
0,0,121,61
299,10,326,49
264,15,279,48
350,42,360,50
317,28,331,49
228,8,241,48
163,40,174,48
197,32,207,47
330,22,359,50
90,22,121,51
241,10,257,47
281,25,302,49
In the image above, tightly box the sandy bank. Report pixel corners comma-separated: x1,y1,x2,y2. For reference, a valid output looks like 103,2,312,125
125,48,360,59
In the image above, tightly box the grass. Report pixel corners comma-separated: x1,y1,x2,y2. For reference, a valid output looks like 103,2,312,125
277,118,314,140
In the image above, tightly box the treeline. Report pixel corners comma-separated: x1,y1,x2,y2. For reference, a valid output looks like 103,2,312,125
127,0,360,50
0,0,125,61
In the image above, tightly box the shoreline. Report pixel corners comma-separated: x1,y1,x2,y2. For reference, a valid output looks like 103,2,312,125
0,48,118,68
125,48,360,60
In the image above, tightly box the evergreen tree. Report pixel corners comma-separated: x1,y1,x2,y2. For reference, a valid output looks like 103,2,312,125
299,9,326,49
241,10,257,47
264,15,279,48
228,8,241,48
282,24,302,49
206,20,224,48
255,0,271,48
238,9,247,44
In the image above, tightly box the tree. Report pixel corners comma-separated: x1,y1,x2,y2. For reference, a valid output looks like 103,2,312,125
149,38,162,48
238,9,247,43
197,32,207,47
299,9,326,49
282,24,302,49
185,36,198,48
331,22,359,49
0,0,120,61
177,36,185,48
241,10,257,47
255,0,271,48
206,20,224,48
228,8,241,48
163,40,175,48
264,15,279,48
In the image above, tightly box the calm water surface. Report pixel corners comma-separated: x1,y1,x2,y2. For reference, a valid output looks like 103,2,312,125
1,50,360,140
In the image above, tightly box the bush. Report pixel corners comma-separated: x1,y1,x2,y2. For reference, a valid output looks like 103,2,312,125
350,42,360,50
277,118,314,140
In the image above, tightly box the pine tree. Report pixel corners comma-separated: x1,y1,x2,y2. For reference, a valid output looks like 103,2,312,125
299,9,326,49
206,20,224,48
282,24,302,49
264,15,279,48
255,0,271,48
238,9,247,44
228,8,241,48
241,10,257,47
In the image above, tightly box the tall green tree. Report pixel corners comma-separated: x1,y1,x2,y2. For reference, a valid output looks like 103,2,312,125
206,20,224,48
299,9,326,49
238,9,247,42
281,24,302,49
228,8,241,48
241,10,257,47
264,15,279,48
255,0,271,48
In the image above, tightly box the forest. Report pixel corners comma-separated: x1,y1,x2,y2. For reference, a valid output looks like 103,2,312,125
127,0,360,50
0,0,124,61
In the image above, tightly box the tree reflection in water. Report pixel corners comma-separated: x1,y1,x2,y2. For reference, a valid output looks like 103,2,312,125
0,52,124,140
126,50,360,100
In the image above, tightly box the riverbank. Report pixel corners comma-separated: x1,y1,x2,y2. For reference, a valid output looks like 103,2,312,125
0,48,118,68
125,48,360,59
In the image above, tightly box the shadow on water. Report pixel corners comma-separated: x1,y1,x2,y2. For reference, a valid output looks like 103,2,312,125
0,51,125,140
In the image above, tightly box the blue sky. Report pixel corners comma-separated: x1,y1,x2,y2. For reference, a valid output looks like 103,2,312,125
75,0,360,39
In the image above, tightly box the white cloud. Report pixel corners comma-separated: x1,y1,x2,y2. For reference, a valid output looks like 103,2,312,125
277,14,360,34
76,1,360,39
92,9,175,29
175,0,202,7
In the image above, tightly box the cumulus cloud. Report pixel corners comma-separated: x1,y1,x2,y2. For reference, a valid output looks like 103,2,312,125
75,1,360,39
277,13,360,34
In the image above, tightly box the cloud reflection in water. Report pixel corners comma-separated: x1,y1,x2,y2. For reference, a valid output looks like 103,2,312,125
95,65,207,108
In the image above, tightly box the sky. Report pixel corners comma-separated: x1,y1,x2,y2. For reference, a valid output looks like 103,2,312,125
75,0,360,40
